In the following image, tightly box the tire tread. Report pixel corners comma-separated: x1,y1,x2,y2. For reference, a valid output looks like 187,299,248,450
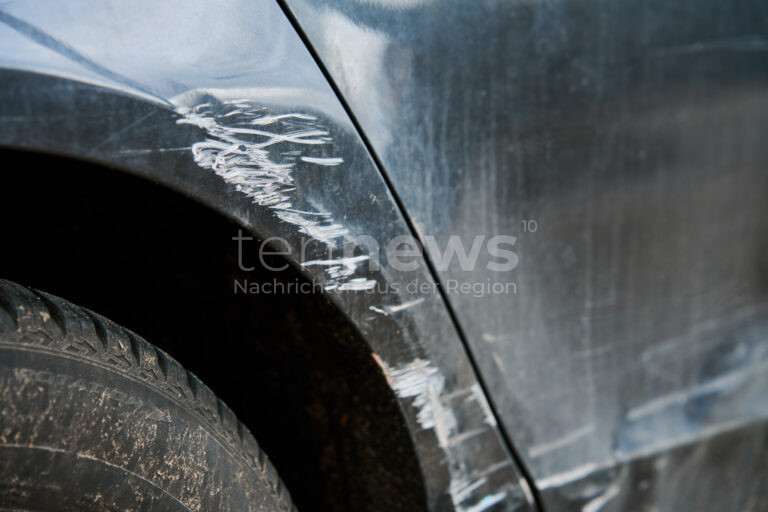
0,279,296,512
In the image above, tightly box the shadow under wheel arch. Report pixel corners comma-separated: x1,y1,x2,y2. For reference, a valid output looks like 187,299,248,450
0,147,428,512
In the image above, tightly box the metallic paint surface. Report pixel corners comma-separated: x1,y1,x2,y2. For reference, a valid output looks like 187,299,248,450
281,0,768,509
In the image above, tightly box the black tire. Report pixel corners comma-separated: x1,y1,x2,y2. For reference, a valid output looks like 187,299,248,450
0,279,295,512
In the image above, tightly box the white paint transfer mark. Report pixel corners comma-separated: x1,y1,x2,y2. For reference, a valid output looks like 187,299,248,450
469,383,498,427
519,478,535,507
274,210,347,243
537,461,605,490
369,306,388,316
384,358,457,447
387,297,425,314
379,357,512,510
176,100,342,240
476,460,512,479
176,98,373,290
301,156,344,166
338,278,376,291
462,491,508,512
528,423,595,458
303,255,368,269
582,483,620,512
625,359,768,421
302,255,375,290
450,476,488,505
448,427,486,445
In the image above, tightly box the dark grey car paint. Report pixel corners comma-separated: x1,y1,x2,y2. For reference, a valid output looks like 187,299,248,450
1,0,767,511
281,0,768,510
0,1,536,511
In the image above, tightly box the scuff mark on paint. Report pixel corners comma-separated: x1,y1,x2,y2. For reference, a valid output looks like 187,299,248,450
302,255,369,278
463,491,508,512
301,155,344,166
369,306,389,316
380,357,513,510
582,483,620,512
448,427,486,445
387,297,425,314
384,358,457,447
528,423,594,458
537,461,605,490
468,383,498,427
302,255,376,290
337,278,377,291
176,99,337,234
519,478,535,505
274,209,347,244
175,97,373,290
450,477,488,505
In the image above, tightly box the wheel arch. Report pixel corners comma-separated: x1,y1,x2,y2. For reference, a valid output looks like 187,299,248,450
0,2,539,508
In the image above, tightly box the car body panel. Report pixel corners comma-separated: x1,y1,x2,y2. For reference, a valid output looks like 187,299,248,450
0,1,536,510
281,0,768,510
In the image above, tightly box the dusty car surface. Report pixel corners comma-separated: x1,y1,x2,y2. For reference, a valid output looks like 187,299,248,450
0,1,767,511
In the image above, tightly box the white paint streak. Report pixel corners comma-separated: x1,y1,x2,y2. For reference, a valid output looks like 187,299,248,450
462,491,508,512
386,297,425,314
385,359,457,446
176,100,339,237
301,156,344,166
519,478,535,506
338,278,377,291
626,360,768,421
303,254,369,269
449,427,486,445
538,414,768,490
380,357,511,510
302,255,374,289
450,476,488,505
355,0,435,9
582,483,620,512
176,98,370,290
471,384,498,427
528,423,595,458
537,461,606,489
476,460,512,478
369,306,388,316
274,210,347,243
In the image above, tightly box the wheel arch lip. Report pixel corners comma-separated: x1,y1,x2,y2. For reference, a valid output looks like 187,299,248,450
0,2,538,511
